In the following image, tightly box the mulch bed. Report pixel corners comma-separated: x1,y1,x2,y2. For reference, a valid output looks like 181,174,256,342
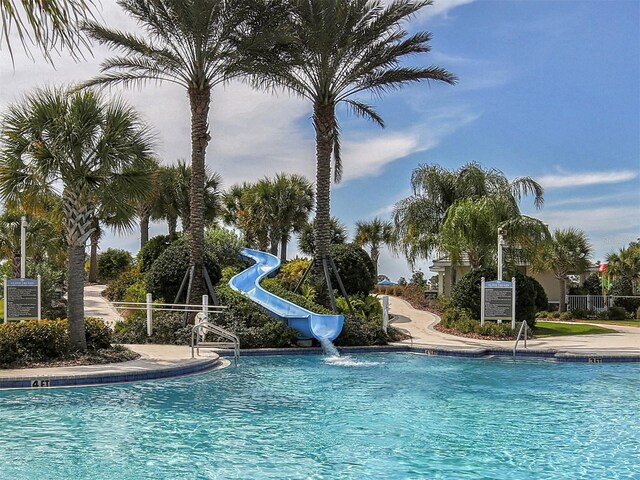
1,346,140,370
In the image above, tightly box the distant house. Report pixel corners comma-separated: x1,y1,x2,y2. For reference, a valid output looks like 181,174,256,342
429,255,598,307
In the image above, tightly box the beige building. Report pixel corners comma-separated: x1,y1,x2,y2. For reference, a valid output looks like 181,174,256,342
430,255,598,307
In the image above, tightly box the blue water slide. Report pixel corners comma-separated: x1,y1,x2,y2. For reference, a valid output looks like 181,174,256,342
229,248,344,341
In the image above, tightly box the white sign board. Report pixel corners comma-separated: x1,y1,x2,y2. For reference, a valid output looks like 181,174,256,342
481,277,516,329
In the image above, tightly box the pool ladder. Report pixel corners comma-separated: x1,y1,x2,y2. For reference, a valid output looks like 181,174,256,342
513,321,528,357
192,320,240,366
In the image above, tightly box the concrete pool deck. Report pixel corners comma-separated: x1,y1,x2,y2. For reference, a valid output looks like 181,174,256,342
386,296,640,357
0,345,226,389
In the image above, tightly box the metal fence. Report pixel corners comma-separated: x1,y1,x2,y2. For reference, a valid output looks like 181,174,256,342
566,295,639,312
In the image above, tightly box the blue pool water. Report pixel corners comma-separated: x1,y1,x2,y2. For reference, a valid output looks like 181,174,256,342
0,354,639,479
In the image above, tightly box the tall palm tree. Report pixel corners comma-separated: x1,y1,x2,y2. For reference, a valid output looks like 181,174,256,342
393,162,544,268
244,0,456,305
354,217,393,278
532,228,592,312
1,0,94,61
82,0,251,305
0,87,154,351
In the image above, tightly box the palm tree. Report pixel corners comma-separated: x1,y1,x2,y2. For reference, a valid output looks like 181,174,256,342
171,160,222,234
243,0,456,306
222,182,268,249
354,217,393,278
1,0,93,61
606,242,640,295
298,216,348,257
82,0,252,305
439,196,549,270
0,87,154,350
0,209,64,277
532,228,592,312
393,162,544,269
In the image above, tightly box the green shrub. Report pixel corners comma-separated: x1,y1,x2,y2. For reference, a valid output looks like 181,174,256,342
550,311,561,319
535,311,550,319
113,311,192,345
607,306,627,320
309,243,375,300
98,248,133,283
336,294,383,320
559,311,574,321
147,237,221,302
205,226,245,269
596,310,609,320
0,318,113,366
103,266,145,302
612,296,640,316
278,257,311,290
137,234,176,272
26,259,66,320
261,278,332,314
450,268,546,327
334,315,396,346
570,308,594,319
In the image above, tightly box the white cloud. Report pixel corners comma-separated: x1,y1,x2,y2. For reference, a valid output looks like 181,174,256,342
537,169,638,189
418,0,475,19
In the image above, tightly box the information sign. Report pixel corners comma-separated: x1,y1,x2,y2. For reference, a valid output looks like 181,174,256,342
3,277,41,322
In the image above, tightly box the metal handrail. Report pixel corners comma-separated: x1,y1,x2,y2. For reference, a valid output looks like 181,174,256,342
192,320,240,366
513,321,528,357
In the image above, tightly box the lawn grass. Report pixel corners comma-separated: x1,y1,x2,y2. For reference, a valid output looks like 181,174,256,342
533,321,617,338
573,319,640,327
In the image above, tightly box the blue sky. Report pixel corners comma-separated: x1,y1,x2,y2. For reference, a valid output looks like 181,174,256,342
1,0,638,281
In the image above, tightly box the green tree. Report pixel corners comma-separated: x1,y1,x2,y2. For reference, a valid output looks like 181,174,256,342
606,241,640,295
0,87,154,350
532,228,592,312
298,217,348,257
253,173,314,261
439,196,549,270
393,162,544,273
245,0,456,303
83,0,253,305
0,209,64,277
354,217,393,279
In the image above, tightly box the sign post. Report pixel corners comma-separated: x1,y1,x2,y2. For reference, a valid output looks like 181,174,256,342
481,277,516,328
4,277,41,322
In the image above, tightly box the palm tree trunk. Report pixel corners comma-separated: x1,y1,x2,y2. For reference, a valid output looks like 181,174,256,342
280,236,288,263
312,103,335,306
269,241,278,256
187,87,211,311
559,277,567,312
67,244,87,350
371,247,379,279
88,229,99,283
62,186,93,352
168,215,178,239
140,213,150,248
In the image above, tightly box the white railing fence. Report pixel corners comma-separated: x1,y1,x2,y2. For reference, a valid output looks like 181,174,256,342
112,294,227,336
566,295,639,312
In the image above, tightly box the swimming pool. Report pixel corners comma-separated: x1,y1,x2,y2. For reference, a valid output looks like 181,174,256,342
1,354,638,479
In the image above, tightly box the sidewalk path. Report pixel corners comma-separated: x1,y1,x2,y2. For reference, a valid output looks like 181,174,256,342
387,296,640,355
84,284,123,326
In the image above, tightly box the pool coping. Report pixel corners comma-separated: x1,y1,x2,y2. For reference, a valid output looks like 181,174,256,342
218,345,640,363
0,354,224,390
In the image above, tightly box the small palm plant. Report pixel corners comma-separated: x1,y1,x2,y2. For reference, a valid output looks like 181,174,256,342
0,87,154,350
355,217,394,279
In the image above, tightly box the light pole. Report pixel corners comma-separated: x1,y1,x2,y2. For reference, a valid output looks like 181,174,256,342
20,216,27,279
497,227,506,281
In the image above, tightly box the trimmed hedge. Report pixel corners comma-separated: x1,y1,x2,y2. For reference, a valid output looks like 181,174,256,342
137,234,176,272
451,268,547,327
98,248,133,283
0,318,112,366
147,237,221,302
